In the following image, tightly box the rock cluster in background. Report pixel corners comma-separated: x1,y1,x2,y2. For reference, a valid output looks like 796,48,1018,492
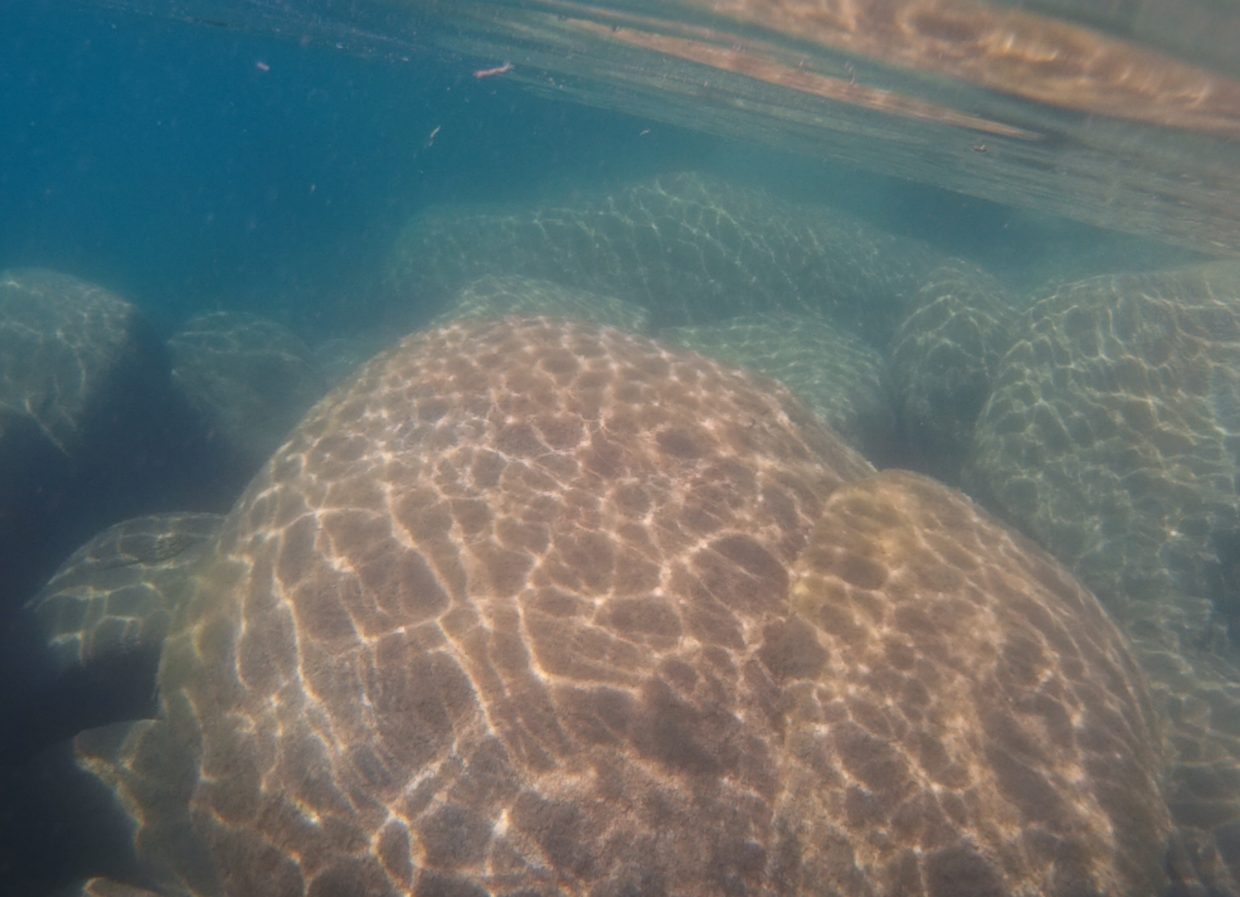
9,170,1240,894
966,262,1240,644
387,171,945,343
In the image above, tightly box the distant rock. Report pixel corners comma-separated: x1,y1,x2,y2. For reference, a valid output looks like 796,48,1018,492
387,171,944,342
661,311,896,463
0,269,199,610
890,260,1020,482
433,273,650,332
967,261,1240,643
169,311,327,492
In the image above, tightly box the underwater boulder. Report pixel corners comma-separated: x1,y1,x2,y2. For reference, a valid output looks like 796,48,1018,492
889,260,1020,483
66,317,1185,897
1,512,221,764
386,171,944,342
26,512,222,678
432,273,650,332
168,311,327,501
661,311,897,464
0,268,199,612
777,470,1170,897
966,261,1240,647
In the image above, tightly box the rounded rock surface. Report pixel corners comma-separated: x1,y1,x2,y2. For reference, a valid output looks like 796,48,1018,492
151,316,873,896
169,311,327,486
661,311,897,463
966,262,1240,644
889,260,1019,482
27,512,223,676
79,318,1179,897
778,471,1171,897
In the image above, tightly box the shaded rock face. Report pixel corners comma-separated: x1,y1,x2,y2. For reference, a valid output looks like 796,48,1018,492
0,269,201,611
387,171,944,343
966,262,1240,647
889,261,1019,483
168,311,327,498
76,318,1176,897
1136,635,1240,891
661,311,897,464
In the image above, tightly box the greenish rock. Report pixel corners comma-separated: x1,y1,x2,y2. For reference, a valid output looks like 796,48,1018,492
889,260,1020,482
387,171,944,343
433,274,650,333
660,311,895,463
169,311,327,487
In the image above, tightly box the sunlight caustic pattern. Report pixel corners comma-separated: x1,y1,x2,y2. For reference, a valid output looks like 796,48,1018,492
78,318,1174,897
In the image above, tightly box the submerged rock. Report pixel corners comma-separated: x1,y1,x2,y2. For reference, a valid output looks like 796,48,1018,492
168,311,327,496
964,261,1240,888
27,512,222,677
2,513,221,764
387,171,943,342
0,268,199,610
67,317,1182,897
661,311,897,464
433,274,650,332
779,471,1169,897
966,261,1240,645
889,260,1019,482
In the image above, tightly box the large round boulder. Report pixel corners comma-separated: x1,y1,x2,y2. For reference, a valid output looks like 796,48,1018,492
75,318,1177,896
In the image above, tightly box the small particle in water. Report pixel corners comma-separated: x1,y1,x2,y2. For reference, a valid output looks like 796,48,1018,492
639,129,651,136
971,143,990,153
426,125,442,148
255,61,271,72
474,61,514,80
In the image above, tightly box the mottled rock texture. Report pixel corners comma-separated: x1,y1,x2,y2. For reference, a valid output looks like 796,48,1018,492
778,471,1169,897
169,311,327,492
964,262,1240,888
0,269,198,610
661,311,896,464
966,262,1240,645
70,318,1180,897
889,260,1019,482
387,171,943,342
433,274,650,333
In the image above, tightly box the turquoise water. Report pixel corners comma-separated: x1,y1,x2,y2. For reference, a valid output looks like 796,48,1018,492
1,1,1239,895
